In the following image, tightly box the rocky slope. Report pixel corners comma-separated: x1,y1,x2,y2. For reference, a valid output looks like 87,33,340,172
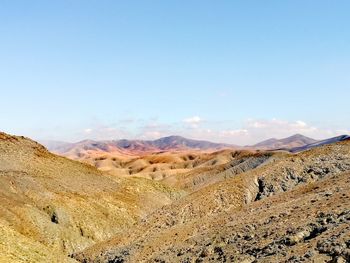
0,132,182,262
74,140,350,263
2,131,350,263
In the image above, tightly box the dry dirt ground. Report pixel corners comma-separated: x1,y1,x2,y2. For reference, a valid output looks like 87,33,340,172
1,132,350,263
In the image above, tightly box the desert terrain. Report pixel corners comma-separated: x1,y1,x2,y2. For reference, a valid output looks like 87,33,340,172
1,132,349,262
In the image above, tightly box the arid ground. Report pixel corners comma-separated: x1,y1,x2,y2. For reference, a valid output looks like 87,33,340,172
1,132,349,262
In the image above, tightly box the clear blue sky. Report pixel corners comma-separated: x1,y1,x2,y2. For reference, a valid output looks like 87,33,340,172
1,1,349,144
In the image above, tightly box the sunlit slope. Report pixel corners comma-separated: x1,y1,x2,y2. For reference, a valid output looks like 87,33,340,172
75,140,350,262
0,132,182,262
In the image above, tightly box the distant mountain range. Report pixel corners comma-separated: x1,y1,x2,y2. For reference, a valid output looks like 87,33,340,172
42,134,350,158
42,135,235,158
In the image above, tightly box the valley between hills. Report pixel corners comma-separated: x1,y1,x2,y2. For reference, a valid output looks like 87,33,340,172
1,132,350,262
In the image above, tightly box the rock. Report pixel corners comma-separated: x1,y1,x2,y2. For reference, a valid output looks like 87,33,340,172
336,256,347,263
285,230,310,246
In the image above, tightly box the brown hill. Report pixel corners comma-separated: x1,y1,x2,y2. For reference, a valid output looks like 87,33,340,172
2,131,350,262
252,134,318,150
44,136,235,157
74,140,350,263
0,132,182,262
43,134,350,181
42,137,239,179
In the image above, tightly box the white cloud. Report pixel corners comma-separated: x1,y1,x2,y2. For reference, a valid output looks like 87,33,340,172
78,126,130,141
336,129,350,134
245,119,318,137
139,131,163,140
220,129,249,136
183,116,203,129
295,120,307,127
183,116,202,124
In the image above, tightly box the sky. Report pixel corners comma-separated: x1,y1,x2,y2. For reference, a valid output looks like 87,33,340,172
0,1,349,145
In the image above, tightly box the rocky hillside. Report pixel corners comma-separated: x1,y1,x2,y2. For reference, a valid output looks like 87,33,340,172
74,140,350,263
0,132,182,262
2,131,350,263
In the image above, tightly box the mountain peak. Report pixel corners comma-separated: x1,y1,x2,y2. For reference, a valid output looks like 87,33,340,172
253,134,317,150
288,133,314,140
153,135,186,142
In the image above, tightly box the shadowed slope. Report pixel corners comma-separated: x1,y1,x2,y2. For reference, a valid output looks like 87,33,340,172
289,134,350,153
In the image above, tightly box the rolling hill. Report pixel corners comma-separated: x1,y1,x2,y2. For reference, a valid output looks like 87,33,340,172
42,134,350,181
0,132,182,262
74,139,350,263
44,136,235,157
3,131,350,262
